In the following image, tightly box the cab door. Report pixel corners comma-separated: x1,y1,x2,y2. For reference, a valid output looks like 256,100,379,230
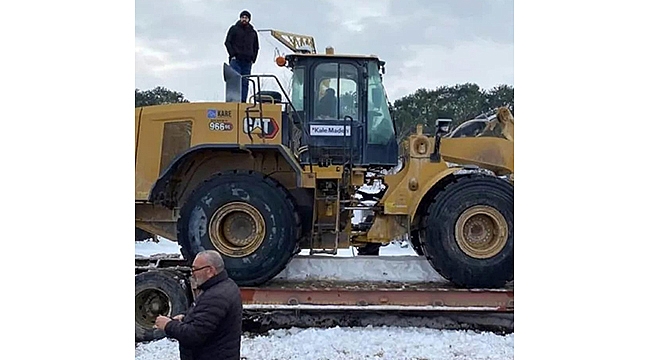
301,60,365,165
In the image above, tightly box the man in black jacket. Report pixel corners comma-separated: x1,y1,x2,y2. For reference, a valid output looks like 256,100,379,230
224,10,259,102
154,250,243,360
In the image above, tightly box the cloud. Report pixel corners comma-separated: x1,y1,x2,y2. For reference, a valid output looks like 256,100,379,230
135,39,212,79
322,0,392,32
385,40,514,100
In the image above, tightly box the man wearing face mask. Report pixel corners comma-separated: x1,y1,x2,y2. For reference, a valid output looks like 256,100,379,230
154,250,242,360
224,10,259,102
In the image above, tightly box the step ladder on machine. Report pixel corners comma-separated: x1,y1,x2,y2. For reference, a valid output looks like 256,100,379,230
309,178,341,255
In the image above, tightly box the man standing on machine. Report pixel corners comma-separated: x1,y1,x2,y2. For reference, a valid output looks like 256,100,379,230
224,10,259,103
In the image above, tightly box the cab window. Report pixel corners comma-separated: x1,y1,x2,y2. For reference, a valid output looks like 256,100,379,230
290,66,305,111
366,63,396,144
312,63,358,120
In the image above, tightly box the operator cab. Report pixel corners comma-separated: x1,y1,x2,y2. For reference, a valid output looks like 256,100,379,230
285,53,399,168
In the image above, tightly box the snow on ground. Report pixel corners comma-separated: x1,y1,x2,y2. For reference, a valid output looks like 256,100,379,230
297,241,418,257
135,237,182,257
275,255,444,282
135,326,513,360
135,237,418,258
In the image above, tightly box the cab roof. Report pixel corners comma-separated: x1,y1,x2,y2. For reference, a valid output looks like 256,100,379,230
285,53,386,67
286,53,381,60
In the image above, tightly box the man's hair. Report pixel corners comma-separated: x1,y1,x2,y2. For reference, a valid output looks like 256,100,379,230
198,250,225,273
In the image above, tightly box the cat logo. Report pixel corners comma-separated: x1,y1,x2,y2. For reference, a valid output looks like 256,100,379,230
242,117,279,139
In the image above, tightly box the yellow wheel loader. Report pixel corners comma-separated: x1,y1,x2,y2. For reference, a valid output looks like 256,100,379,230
135,30,514,288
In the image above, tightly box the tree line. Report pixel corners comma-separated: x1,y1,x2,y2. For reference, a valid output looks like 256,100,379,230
389,84,513,142
136,83,513,142
135,86,189,107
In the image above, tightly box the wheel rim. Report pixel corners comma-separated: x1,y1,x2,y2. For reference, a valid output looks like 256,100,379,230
209,202,266,257
135,288,171,327
454,205,508,259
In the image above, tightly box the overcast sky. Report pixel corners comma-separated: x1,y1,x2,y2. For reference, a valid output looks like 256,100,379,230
135,0,513,102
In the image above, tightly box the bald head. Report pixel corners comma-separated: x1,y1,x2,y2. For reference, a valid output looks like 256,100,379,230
197,250,225,273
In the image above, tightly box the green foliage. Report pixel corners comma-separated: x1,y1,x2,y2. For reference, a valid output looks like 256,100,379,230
135,86,190,107
389,83,513,143
486,84,514,113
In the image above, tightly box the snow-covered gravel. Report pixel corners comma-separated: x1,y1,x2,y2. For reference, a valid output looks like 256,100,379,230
135,326,513,360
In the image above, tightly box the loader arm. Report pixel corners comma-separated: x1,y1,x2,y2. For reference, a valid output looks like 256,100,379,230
439,137,513,176
440,107,514,176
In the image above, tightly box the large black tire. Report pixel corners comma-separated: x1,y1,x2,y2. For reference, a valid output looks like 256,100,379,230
422,174,513,288
135,270,190,342
177,170,301,286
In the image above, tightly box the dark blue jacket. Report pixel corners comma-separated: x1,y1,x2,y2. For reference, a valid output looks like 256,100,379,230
225,21,259,63
165,270,243,360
